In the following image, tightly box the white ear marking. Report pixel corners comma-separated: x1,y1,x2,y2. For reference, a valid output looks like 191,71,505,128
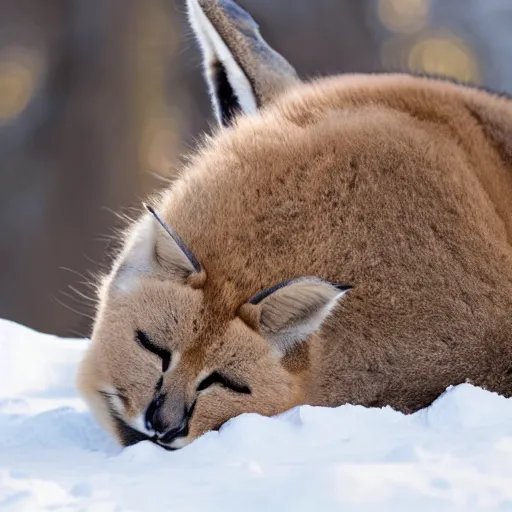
109,215,158,294
187,0,257,122
186,0,298,125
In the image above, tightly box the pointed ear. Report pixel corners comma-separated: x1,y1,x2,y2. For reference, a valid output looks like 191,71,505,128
144,204,202,275
187,0,299,126
112,205,204,292
239,278,352,353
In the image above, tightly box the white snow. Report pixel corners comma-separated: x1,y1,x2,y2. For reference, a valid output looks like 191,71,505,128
1,318,512,511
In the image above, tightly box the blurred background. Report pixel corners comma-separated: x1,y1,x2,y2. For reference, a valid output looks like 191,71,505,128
1,0,511,337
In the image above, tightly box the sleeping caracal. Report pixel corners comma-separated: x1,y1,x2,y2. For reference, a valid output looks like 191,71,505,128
77,0,512,450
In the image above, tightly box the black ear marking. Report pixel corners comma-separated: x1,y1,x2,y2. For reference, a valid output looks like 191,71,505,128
212,60,242,126
249,278,295,305
187,0,298,126
249,277,352,305
144,203,202,273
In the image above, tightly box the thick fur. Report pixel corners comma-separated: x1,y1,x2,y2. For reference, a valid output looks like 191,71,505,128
77,0,512,450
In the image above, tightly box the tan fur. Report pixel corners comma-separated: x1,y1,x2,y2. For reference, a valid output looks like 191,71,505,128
77,0,512,450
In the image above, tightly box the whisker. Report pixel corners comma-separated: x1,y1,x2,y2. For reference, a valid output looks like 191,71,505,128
68,285,97,304
53,296,95,321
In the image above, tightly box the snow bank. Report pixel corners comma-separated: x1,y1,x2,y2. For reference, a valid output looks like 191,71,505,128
1,318,511,511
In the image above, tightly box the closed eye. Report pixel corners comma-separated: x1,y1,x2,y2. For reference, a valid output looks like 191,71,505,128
99,390,127,407
135,330,171,372
197,371,251,394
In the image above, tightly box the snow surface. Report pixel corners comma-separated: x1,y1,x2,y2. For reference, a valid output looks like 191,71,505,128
1,318,512,511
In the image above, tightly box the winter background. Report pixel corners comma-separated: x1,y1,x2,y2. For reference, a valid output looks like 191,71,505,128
1,0,512,510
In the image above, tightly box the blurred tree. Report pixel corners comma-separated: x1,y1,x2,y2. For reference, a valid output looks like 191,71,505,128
0,0,168,336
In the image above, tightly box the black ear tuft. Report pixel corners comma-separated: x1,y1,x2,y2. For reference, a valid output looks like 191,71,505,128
144,204,202,274
249,278,352,305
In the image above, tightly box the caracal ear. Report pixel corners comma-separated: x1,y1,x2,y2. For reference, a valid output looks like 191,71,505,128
111,205,205,293
239,277,352,353
186,0,299,126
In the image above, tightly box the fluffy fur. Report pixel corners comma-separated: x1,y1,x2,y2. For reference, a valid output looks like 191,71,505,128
77,0,512,450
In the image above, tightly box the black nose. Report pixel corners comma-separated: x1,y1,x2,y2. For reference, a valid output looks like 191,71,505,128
145,396,190,444
145,395,167,433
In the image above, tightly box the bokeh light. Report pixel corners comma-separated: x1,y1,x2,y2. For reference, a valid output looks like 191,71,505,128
378,0,480,85
408,33,480,83
378,0,430,34
0,47,42,123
